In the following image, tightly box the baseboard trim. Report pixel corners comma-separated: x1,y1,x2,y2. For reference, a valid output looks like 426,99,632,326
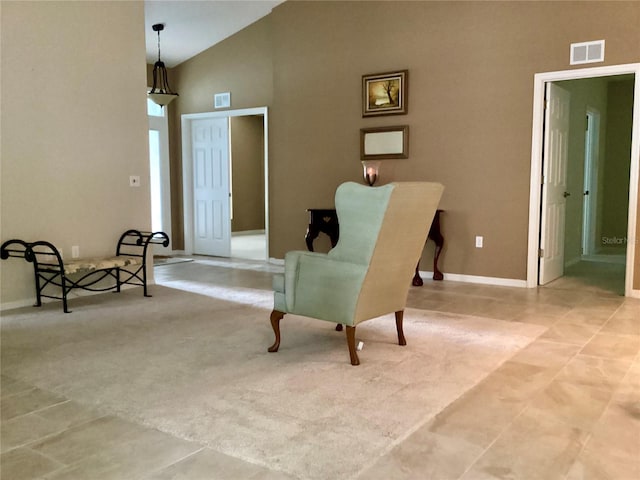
564,256,581,268
418,270,528,288
581,254,626,265
265,259,528,287
1,298,34,311
0,283,150,313
232,230,266,236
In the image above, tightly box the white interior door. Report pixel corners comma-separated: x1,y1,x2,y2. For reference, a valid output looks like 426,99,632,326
192,118,231,257
539,83,571,285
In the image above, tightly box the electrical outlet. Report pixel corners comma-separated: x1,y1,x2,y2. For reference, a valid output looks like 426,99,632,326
475,236,483,248
129,175,141,187
72,246,80,258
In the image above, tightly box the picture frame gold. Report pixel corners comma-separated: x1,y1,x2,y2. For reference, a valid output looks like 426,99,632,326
360,125,409,160
362,70,408,117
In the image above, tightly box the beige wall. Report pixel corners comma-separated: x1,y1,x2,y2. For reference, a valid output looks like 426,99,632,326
169,1,640,287
1,1,151,307
230,116,265,232
168,17,273,248
601,79,635,253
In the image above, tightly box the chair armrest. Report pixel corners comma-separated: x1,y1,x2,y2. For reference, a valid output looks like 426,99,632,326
284,250,367,324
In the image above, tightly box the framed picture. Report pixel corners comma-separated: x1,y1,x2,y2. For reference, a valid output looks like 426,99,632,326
360,125,409,160
362,70,408,117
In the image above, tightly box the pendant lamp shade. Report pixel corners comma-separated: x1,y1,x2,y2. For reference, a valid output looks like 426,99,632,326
148,24,178,107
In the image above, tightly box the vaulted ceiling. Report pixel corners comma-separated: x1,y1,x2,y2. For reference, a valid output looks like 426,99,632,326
145,0,284,68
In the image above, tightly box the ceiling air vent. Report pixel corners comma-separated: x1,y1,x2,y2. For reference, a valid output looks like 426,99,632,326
570,40,605,65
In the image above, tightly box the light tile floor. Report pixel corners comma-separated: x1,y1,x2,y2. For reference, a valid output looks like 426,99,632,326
231,232,266,261
1,258,638,479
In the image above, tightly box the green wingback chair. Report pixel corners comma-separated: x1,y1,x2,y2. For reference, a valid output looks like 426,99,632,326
268,181,445,365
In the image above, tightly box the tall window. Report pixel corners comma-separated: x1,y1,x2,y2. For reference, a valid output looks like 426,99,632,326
147,97,169,235
147,98,164,117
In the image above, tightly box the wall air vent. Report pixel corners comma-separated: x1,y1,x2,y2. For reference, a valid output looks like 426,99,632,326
570,40,605,65
214,92,231,109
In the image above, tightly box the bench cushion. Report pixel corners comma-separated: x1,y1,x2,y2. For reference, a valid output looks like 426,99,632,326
63,256,141,275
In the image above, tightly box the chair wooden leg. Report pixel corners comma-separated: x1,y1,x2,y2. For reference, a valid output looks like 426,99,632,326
345,326,360,366
268,310,285,353
395,310,407,346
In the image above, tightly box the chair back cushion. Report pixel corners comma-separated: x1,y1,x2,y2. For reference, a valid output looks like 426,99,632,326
353,182,444,323
328,182,394,265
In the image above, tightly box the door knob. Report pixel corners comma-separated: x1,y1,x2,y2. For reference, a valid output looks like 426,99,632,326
563,191,571,198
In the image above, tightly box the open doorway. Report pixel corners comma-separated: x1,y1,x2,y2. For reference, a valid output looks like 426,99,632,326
181,107,269,261
541,76,633,294
527,64,640,298
229,115,267,260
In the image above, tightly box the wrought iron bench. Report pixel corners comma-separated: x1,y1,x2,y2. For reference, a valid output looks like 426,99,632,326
1,229,169,313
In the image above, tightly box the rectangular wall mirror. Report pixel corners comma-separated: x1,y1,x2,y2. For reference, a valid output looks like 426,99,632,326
360,125,409,160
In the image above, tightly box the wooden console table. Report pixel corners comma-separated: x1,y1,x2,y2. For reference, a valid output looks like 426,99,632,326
305,209,444,284
305,209,339,251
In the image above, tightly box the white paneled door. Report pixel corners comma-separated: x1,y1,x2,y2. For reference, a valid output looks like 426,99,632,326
539,83,571,285
192,118,231,257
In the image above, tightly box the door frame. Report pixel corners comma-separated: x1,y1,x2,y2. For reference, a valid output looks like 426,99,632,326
181,107,269,257
526,63,640,298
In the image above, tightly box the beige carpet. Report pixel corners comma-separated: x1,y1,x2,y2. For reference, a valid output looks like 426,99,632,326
1,286,544,479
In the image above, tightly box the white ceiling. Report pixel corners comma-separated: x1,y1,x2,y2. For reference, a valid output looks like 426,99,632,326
145,0,284,68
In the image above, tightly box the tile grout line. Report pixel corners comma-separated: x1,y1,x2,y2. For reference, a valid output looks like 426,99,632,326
454,301,626,480
140,446,207,479
349,320,545,480
2,411,112,456
558,303,639,480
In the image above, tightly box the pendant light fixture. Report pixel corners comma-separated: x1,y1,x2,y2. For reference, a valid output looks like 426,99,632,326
148,23,178,107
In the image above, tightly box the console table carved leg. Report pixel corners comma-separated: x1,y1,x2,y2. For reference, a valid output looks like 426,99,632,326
413,209,445,285
432,238,444,281
305,225,319,252
327,227,339,249
412,263,424,286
